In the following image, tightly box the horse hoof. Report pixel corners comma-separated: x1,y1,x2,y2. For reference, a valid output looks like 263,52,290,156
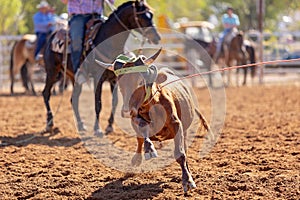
46,125,53,132
94,129,103,138
77,122,87,132
42,125,53,134
131,153,142,166
183,181,196,193
105,126,114,134
144,151,158,160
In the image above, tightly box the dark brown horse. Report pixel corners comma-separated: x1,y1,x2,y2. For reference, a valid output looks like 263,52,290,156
42,0,160,136
215,29,249,86
236,40,256,85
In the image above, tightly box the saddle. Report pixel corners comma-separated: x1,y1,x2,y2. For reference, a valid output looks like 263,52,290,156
23,34,37,49
51,18,103,54
84,18,103,52
223,27,238,46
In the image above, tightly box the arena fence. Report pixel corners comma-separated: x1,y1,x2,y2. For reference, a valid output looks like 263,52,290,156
0,35,23,90
0,34,300,92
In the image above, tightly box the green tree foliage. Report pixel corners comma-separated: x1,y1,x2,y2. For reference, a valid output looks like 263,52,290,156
22,0,66,34
1,0,300,35
206,0,300,31
0,0,23,34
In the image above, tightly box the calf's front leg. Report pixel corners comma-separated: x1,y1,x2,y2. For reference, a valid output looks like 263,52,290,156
132,116,158,160
131,137,143,166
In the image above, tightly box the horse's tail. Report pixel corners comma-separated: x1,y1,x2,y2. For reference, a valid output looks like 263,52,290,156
247,45,256,64
20,61,29,89
237,31,244,47
9,41,18,94
246,44,256,77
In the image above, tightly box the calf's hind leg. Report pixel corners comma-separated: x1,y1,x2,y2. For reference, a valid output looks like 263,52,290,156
174,121,196,193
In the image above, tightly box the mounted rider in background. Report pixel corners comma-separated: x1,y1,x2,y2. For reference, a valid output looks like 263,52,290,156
214,7,240,61
33,1,56,61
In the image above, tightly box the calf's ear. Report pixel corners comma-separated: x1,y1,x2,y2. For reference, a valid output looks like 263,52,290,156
142,64,158,85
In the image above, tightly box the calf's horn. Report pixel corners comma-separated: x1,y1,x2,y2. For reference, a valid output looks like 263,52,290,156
95,59,113,71
144,48,162,65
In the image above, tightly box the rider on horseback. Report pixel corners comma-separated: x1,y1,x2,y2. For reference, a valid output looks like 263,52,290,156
215,7,240,61
33,1,56,61
61,0,114,85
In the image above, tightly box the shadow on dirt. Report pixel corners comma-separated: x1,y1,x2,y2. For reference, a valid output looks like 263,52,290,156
0,128,81,147
87,174,164,200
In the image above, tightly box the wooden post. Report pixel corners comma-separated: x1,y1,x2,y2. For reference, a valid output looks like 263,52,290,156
258,0,264,84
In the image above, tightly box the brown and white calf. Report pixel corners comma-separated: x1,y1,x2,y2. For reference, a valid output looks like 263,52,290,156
96,49,214,194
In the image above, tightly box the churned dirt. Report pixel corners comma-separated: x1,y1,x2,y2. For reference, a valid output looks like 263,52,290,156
0,83,299,199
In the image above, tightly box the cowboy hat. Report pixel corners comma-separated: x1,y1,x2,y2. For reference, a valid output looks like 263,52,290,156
37,1,49,9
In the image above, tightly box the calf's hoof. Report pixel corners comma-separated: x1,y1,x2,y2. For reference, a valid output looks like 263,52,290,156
144,150,158,160
131,153,142,166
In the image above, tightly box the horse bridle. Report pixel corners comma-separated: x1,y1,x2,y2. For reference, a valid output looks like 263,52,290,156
132,3,155,37
111,2,154,45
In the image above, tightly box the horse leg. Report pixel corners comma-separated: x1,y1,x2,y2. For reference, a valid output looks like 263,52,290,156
71,83,86,132
243,67,247,86
27,65,36,95
10,67,16,95
42,74,57,132
225,51,232,86
105,81,118,134
93,78,104,137
250,67,255,86
227,68,232,86
59,77,69,93
236,68,240,86
20,63,30,91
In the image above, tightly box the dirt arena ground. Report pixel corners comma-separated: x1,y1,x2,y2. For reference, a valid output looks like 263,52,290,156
0,83,299,199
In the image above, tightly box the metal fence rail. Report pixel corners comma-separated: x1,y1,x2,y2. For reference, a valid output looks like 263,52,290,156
0,34,299,92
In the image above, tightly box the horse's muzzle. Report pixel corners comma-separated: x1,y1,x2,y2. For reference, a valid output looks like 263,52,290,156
146,27,161,45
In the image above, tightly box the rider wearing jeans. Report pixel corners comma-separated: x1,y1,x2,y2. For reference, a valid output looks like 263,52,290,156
33,1,55,60
61,0,114,85
215,7,240,61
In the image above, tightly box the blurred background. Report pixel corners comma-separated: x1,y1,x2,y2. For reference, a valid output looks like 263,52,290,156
1,0,300,91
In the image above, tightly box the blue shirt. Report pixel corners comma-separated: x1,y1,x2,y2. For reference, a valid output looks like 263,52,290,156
222,13,240,32
33,11,55,33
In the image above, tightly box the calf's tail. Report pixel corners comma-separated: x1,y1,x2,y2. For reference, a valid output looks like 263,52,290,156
195,109,216,156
